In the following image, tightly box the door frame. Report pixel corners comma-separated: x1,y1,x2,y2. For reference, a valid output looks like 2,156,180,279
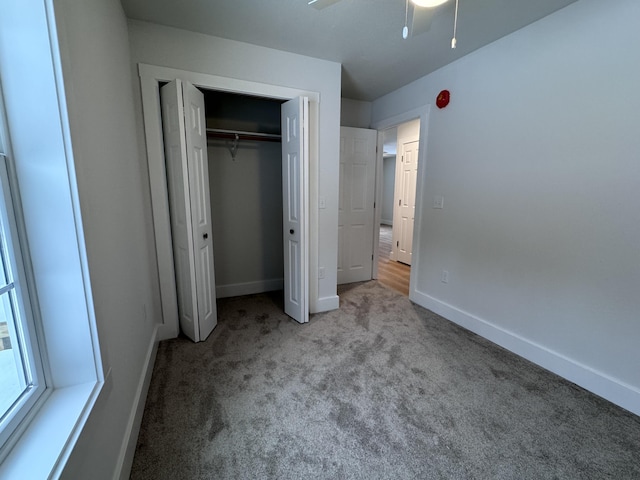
371,105,430,300
138,63,320,340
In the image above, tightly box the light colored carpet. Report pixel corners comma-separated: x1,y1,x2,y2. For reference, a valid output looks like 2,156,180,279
131,281,640,479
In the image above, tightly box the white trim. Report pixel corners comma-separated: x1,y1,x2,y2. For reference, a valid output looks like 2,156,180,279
138,64,320,338
115,325,159,480
411,289,640,417
0,0,103,476
0,381,105,479
372,132,384,280
312,295,340,314
216,279,284,299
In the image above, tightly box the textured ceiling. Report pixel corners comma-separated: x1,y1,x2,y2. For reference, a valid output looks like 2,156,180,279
121,0,579,101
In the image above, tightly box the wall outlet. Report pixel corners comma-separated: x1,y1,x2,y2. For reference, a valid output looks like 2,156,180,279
319,267,325,279
441,270,449,283
433,195,444,209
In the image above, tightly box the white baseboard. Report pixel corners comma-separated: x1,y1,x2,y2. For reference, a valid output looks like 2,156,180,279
115,324,160,480
380,219,392,226
216,278,283,299
410,289,640,416
312,294,340,313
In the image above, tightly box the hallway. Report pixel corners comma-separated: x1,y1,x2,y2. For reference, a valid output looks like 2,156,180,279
377,225,410,296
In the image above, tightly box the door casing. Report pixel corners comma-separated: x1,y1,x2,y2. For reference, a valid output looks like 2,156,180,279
139,64,320,340
371,105,430,301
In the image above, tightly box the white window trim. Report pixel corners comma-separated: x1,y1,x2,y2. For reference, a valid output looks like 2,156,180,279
0,0,104,478
0,151,48,452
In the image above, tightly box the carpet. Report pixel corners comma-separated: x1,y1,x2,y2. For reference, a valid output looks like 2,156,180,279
130,281,640,479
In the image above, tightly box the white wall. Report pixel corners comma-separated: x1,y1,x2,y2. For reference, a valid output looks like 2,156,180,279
51,0,161,477
372,0,640,414
341,98,372,128
128,21,342,312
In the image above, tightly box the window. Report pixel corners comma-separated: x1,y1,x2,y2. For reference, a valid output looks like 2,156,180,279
0,2,104,477
0,95,46,456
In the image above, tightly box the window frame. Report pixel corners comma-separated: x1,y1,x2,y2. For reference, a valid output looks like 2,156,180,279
0,141,48,454
0,0,105,477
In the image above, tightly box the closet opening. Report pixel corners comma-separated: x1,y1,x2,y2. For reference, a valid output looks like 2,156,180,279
202,90,287,301
142,65,318,341
160,81,309,342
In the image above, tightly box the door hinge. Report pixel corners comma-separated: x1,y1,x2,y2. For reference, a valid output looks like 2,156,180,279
397,240,399,247
372,254,374,260
399,199,401,206
373,201,376,209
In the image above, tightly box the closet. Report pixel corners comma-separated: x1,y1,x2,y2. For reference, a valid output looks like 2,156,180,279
160,79,309,342
203,90,285,299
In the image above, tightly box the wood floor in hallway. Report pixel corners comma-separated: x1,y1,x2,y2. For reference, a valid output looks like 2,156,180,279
377,225,410,296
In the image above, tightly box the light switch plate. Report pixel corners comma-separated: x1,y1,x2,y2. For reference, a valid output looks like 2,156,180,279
433,195,444,209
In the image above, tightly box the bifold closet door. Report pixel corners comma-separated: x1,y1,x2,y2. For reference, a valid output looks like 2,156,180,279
160,79,217,342
281,96,309,324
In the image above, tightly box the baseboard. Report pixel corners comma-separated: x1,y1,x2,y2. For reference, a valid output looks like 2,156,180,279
411,289,640,417
216,278,283,299
157,322,177,341
312,294,340,313
114,324,160,480
380,219,392,226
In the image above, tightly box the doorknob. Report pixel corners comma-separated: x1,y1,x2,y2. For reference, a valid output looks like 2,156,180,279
203,233,208,239
290,229,294,235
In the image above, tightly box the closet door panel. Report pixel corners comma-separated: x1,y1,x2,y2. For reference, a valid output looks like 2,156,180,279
281,96,309,324
160,79,199,342
183,81,217,341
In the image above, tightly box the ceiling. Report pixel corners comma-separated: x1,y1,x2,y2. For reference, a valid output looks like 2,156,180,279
121,0,579,101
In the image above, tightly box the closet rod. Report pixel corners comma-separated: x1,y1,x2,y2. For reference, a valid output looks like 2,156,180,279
206,128,281,142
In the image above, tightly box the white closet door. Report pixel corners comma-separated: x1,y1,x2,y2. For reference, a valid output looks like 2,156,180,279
160,79,217,342
182,81,217,340
337,126,377,284
281,96,309,324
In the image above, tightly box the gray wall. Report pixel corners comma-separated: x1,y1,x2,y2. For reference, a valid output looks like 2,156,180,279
341,98,372,128
381,156,396,225
205,92,284,296
208,139,284,295
372,0,640,415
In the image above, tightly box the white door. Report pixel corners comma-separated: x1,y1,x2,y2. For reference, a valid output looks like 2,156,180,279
281,97,309,324
160,79,217,342
395,140,419,265
337,127,377,284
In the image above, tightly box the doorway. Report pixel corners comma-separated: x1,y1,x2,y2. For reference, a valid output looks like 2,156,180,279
140,64,319,340
374,119,420,296
203,90,286,299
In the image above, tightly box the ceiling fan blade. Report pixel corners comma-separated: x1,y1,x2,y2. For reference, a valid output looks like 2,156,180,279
308,0,341,10
410,5,435,36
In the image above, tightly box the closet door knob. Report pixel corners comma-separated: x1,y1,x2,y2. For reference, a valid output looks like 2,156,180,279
289,229,295,235
203,233,208,239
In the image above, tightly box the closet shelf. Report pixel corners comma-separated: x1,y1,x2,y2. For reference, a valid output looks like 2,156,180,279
206,128,281,142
